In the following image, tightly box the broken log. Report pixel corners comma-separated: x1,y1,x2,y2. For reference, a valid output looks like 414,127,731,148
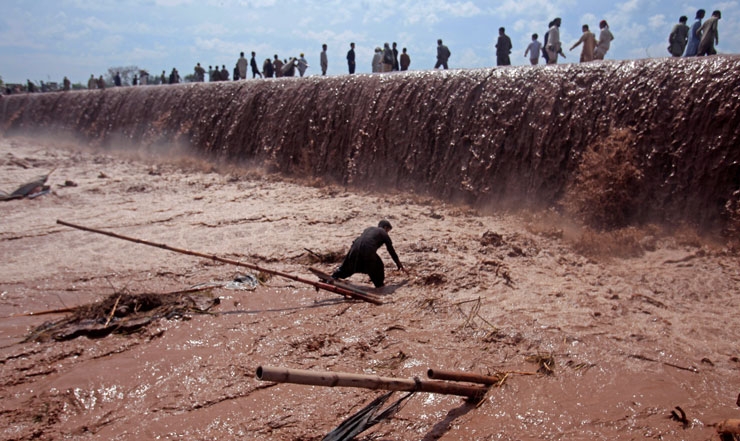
256,366,488,399
56,220,382,305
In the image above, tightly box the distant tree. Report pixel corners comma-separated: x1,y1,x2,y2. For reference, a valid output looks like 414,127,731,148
106,65,141,86
183,73,197,83
71,82,86,90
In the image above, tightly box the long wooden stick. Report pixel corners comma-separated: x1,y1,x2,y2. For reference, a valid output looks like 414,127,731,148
717,419,740,436
427,368,535,385
428,369,503,385
256,366,488,399
56,220,382,305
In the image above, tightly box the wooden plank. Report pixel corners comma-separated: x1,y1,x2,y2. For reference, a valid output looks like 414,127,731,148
308,267,374,297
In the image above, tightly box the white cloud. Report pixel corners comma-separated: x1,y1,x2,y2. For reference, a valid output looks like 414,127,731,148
616,0,640,14
649,14,667,29
155,0,194,6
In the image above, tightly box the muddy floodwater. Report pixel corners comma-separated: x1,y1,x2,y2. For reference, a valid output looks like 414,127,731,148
1,138,738,440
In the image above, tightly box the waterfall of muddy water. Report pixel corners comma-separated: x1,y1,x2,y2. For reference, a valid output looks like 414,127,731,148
2,56,739,228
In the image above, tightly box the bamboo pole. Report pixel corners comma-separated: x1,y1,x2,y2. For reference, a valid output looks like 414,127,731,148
256,366,489,399
427,369,505,385
56,220,382,305
717,419,740,436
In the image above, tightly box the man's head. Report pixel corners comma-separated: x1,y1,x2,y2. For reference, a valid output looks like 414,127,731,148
350,42,355,48
599,19,608,29
553,17,562,27
696,9,706,19
582,24,590,32
241,51,245,57
712,10,721,19
532,33,538,40
437,39,443,45
378,220,392,232
322,44,327,50
499,27,505,35
679,16,688,24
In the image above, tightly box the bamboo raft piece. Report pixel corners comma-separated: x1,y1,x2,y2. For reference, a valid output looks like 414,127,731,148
56,220,382,305
256,366,489,400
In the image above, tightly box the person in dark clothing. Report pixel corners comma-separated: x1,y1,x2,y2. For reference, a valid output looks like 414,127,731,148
392,42,400,71
347,42,356,74
332,220,404,288
250,52,263,78
114,72,122,86
435,39,451,69
263,58,274,78
496,27,512,66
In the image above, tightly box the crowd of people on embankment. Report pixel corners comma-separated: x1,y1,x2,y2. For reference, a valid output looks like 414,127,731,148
1,8,725,95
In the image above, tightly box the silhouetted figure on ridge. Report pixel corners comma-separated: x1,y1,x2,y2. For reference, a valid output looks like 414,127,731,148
347,42,356,74
669,16,690,57
251,52,263,78
697,10,721,56
496,27,512,66
684,9,705,56
400,47,410,71
594,20,614,60
435,39,451,69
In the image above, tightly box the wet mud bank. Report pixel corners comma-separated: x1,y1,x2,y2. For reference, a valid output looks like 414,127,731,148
2,56,739,228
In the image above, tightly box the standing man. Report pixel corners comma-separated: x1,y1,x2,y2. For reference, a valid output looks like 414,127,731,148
435,39,451,69
114,72,122,86
382,43,394,72
697,10,721,56
668,16,690,57
546,18,562,64
194,62,206,82
347,42,356,74
684,9,705,56
524,34,542,65
250,52,263,78
273,55,284,78
320,44,328,75
593,20,614,60
392,42,400,71
400,47,411,70
237,52,248,80
88,74,96,89
495,27,513,66
297,53,309,77
332,220,404,288
570,24,597,62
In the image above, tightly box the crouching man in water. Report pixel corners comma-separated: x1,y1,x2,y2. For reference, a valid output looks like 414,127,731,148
332,220,404,288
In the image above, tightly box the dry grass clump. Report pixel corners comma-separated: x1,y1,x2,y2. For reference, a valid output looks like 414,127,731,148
564,129,643,230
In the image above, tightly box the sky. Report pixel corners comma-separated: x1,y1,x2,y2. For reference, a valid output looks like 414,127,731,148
1,0,738,84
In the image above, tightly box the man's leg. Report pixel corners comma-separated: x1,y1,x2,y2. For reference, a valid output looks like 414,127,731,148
367,255,385,288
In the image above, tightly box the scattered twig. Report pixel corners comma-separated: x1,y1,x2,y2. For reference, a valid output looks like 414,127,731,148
104,295,121,327
629,354,699,373
525,353,556,375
